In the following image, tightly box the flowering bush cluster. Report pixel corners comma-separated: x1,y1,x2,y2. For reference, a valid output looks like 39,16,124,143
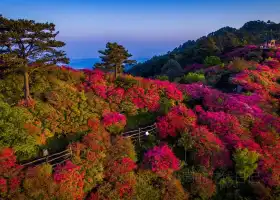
232,64,280,95
93,137,137,200
1,43,280,199
102,112,126,134
156,105,196,138
54,161,85,200
125,86,160,111
0,148,23,199
143,144,180,179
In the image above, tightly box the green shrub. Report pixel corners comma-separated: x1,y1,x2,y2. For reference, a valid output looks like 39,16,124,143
233,148,259,180
180,72,205,84
135,170,162,200
159,97,173,115
126,111,157,130
155,75,169,81
204,56,222,67
23,164,56,199
115,76,138,90
0,73,24,105
0,100,38,160
230,57,251,72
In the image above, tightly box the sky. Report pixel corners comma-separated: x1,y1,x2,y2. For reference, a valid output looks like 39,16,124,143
1,0,280,59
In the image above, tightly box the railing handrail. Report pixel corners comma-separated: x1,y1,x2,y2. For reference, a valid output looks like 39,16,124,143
20,123,158,167
21,147,72,167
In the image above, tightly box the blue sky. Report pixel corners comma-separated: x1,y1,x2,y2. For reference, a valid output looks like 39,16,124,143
1,0,280,59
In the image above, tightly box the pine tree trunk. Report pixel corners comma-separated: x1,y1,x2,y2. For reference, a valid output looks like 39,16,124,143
23,70,30,101
114,66,118,79
110,135,117,145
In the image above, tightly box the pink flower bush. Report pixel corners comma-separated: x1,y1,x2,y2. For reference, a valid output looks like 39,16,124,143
164,84,183,101
92,84,107,99
196,108,244,136
0,148,23,198
143,144,180,179
102,112,126,134
54,161,85,200
276,51,280,59
125,86,160,111
107,87,125,104
157,105,197,138
190,126,231,169
105,157,136,182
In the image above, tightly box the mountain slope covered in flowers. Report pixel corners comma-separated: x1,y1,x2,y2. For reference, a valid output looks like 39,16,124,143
0,45,280,199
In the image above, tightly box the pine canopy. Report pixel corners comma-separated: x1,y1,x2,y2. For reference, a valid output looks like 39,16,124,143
95,42,136,77
0,16,69,68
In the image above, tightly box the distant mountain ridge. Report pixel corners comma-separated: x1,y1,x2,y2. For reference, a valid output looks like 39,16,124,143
128,20,280,77
69,57,149,70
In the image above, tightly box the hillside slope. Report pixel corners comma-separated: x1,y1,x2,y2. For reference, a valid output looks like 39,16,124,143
0,45,280,199
129,20,280,77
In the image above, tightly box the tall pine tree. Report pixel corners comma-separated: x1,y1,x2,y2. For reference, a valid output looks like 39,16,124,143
94,42,136,78
0,16,69,101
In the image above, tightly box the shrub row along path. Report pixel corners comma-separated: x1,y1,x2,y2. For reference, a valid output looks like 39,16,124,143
21,123,158,168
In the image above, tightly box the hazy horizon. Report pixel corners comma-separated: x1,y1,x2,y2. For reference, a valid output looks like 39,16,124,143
1,0,280,58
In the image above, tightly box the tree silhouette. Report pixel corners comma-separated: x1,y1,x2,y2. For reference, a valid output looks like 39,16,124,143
0,16,69,101
94,42,136,78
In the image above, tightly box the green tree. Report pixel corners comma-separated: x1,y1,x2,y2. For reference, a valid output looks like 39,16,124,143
233,148,259,180
0,16,69,101
180,72,205,84
204,56,222,66
94,42,136,78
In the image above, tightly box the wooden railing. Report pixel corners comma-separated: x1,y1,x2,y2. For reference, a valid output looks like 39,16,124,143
20,123,158,168
21,147,72,168
122,123,157,143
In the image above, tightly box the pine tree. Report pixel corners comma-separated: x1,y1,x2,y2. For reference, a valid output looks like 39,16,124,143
0,16,69,101
94,42,136,78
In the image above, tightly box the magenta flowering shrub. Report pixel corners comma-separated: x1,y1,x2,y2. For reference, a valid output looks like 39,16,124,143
102,112,126,134
190,126,231,169
142,144,180,179
83,69,106,85
232,64,280,97
156,105,197,138
107,87,125,104
0,148,23,198
276,51,280,59
125,86,160,111
92,84,107,99
54,161,85,200
164,84,183,101
196,107,244,136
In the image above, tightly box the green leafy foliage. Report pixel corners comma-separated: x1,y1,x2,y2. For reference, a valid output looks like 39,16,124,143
233,148,259,180
95,42,136,78
229,57,252,72
204,56,222,67
115,75,138,90
0,16,69,100
155,75,169,81
180,72,205,84
135,170,162,200
0,100,38,160
23,164,57,200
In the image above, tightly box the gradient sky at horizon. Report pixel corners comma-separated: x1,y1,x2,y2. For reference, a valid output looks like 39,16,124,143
1,0,280,59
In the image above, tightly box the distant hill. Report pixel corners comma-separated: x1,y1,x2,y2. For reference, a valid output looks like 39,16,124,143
128,20,280,77
69,57,149,71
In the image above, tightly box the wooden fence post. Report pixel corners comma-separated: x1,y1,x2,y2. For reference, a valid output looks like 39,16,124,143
138,128,141,146
69,146,72,157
